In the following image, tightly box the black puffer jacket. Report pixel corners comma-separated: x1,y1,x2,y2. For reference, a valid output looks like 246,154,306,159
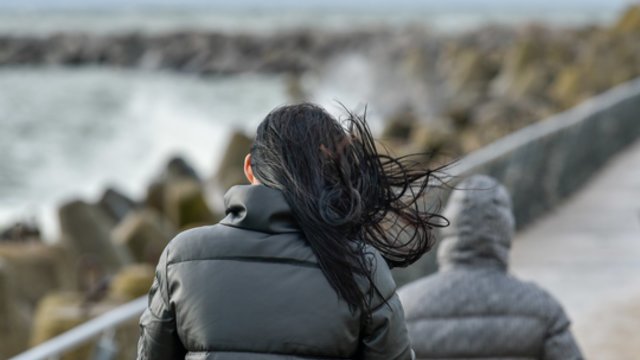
137,184,414,360
398,175,583,360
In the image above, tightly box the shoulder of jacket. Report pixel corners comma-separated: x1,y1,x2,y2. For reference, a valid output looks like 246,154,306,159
397,272,444,301
511,276,569,322
163,225,221,262
172,224,218,242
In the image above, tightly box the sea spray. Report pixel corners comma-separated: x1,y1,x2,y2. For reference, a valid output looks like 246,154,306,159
0,67,288,240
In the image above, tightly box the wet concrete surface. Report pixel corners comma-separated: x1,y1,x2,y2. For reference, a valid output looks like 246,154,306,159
511,138,640,359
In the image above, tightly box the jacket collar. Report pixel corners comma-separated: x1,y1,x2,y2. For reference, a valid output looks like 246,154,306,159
220,184,300,234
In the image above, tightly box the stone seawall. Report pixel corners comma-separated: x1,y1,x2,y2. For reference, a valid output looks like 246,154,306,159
450,76,640,229
393,76,640,285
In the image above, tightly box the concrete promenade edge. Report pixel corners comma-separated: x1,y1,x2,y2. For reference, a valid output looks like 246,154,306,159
511,138,640,359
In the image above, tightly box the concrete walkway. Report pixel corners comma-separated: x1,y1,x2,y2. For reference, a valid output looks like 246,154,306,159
511,138,640,359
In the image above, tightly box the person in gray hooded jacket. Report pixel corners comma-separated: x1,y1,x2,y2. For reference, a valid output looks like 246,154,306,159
137,103,448,360
398,175,583,360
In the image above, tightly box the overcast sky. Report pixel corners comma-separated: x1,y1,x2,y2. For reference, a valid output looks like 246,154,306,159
0,0,634,10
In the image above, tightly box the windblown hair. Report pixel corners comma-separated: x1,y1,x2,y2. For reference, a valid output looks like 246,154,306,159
250,103,447,317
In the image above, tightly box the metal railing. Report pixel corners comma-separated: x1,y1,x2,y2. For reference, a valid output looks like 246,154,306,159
10,296,147,360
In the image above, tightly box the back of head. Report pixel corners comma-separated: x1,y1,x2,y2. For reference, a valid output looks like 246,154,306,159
250,103,446,316
438,175,515,271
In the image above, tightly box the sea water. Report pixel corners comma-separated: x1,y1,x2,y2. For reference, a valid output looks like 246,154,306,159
0,67,289,238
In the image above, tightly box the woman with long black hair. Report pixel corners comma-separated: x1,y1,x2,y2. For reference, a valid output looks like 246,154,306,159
137,103,446,360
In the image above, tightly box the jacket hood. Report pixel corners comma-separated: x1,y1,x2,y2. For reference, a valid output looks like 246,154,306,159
438,175,515,271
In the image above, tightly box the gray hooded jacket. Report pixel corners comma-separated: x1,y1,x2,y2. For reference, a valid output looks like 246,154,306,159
137,184,414,360
398,175,583,360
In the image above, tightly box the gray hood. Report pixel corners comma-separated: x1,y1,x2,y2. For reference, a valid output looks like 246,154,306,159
438,175,515,271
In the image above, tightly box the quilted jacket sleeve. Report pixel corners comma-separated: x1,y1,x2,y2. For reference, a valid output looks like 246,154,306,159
358,252,415,360
359,292,415,360
137,247,187,360
542,297,584,360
